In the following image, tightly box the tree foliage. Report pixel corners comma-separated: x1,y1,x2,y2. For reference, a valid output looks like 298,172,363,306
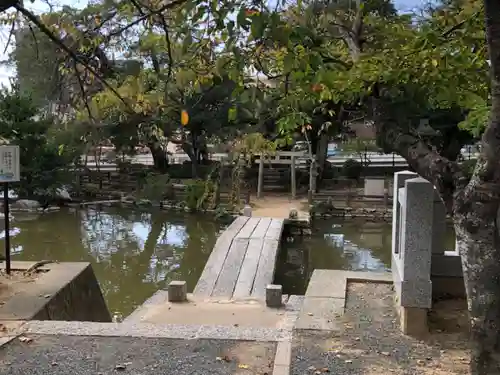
0,89,81,197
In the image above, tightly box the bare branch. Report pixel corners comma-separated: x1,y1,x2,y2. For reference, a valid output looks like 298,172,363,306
3,10,18,55
107,0,187,38
15,4,130,109
73,60,94,120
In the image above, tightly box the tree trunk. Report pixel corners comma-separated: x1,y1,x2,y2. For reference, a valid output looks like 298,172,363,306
180,142,198,178
148,144,168,173
453,178,500,374
453,1,500,372
316,132,329,184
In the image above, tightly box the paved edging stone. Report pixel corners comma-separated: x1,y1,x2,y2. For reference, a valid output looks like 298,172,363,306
21,320,292,342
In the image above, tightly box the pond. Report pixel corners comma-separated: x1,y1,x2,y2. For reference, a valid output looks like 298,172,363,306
0,207,224,317
275,218,456,296
0,210,457,317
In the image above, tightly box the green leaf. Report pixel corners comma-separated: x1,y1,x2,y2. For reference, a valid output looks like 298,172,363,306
182,33,193,53
236,7,250,29
251,14,266,40
283,53,295,73
228,107,238,122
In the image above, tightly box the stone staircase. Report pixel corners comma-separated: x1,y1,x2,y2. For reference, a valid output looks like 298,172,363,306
263,168,289,192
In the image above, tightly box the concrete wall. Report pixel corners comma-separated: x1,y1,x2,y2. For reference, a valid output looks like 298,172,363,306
0,261,111,322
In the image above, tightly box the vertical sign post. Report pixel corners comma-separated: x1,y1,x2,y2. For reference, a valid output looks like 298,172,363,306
0,146,20,275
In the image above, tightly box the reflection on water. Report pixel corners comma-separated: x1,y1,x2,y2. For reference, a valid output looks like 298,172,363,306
0,207,224,316
275,219,456,296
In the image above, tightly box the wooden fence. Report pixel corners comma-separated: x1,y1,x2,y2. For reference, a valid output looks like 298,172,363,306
75,170,250,205
167,184,250,206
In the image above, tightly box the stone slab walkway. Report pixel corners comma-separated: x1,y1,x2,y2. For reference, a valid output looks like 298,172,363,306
124,291,295,329
290,282,470,375
0,335,276,375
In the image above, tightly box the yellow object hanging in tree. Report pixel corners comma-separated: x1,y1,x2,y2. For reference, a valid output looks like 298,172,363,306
181,110,189,126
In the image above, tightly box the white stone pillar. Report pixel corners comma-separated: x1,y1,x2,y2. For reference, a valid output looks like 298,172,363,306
392,171,417,257
399,177,434,290
394,177,434,336
257,156,264,198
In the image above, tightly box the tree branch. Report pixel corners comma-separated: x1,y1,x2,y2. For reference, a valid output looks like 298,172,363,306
480,0,500,181
107,0,187,38
15,4,130,110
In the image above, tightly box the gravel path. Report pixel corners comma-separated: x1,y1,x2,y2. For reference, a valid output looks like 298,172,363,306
0,335,276,375
290,282,470,375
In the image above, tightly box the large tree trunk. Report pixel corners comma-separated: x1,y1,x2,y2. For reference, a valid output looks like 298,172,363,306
181,142,198,178
148,144,169,173
453,1,500,372
453,187,500,374
315,132,329,183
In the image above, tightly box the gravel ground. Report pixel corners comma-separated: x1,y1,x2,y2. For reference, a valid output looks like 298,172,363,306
0,335,276,375
290,282,471,375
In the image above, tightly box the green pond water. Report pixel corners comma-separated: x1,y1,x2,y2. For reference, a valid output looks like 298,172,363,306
0,209,456,317
275,219,456,296
0,207,224,317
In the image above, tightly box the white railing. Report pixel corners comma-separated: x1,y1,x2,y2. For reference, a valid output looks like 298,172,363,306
80,151,479,170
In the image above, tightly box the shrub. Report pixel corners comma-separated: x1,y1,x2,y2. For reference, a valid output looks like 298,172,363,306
166,164,213,180
185,179,210,210
341,159,363,180
139,174,172,201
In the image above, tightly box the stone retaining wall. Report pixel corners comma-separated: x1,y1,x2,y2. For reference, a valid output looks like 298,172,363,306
0,262,111,322
310,207,392,221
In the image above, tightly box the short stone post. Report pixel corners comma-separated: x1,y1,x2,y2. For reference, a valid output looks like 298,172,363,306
393,177,434,336
364,177,385,196
257,156,264,198
291,155,297,199
168,281,187,302
266,284,282,308
243,205,252,217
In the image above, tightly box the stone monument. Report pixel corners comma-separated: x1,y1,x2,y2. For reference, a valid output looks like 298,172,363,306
391,171,463,336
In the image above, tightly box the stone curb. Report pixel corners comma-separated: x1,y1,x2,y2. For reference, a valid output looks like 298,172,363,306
0,336,16,349
21,321,292,342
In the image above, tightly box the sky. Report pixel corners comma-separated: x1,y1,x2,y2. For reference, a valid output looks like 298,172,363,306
0,0,424,88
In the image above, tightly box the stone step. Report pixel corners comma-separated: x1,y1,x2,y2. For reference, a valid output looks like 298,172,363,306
123,291,302,330
263,185,288,190
294,270,391,331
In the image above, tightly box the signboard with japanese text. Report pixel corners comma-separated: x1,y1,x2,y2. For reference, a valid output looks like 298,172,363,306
0,145,20,183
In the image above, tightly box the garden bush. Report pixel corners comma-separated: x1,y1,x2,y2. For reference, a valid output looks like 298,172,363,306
341,159,363,180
